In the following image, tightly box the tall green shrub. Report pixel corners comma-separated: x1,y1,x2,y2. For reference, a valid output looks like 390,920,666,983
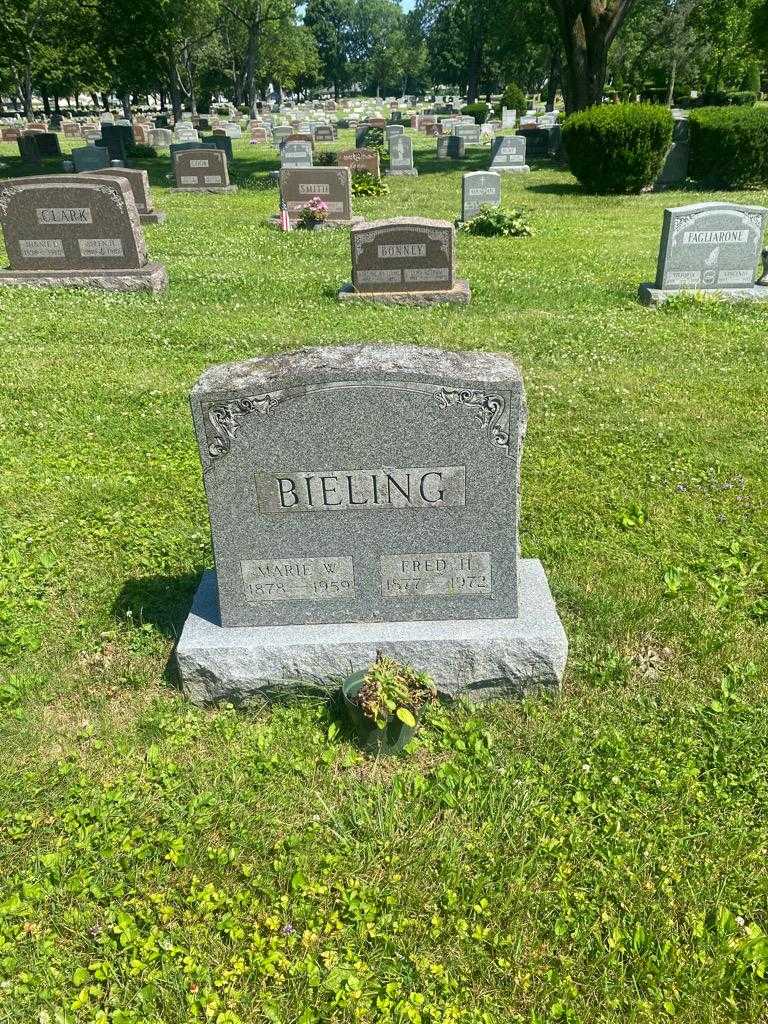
461,102,489,125
689,106,768,187
563,103,673,194
498,82,526,116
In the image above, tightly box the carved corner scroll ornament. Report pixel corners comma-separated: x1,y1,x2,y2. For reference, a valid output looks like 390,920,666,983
207,391,283,457
434,387,511,456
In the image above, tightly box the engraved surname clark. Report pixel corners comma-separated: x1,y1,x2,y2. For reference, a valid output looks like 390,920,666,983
36,207,92,224
255,465,465,513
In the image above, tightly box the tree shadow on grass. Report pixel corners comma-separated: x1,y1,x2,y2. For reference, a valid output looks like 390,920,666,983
525,180,584,195
415,150,491,176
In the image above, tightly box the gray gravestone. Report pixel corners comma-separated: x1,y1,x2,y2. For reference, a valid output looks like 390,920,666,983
201,134,234,162
461,171,501,222
655,114,690,189
314,125,335,142
489,135,529,173
454,124,481,145
277,167,358,227
437,136,465,159
639,201,768,305
280,140,313,168
337,148,380,178
71,145,112,172
177,344,566,702
172,148,236,193
385,124,404,147
338,217,470,305
100,123,133,162
387,134,417,176
0,174,167,291
79,167,165,224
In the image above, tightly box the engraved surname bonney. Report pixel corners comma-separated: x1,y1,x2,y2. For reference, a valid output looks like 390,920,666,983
378,243,426,258
381,551,491,598
241,556,355,602
255,465,466,513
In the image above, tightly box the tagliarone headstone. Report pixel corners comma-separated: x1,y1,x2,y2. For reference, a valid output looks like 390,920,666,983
176,344,567,703
79,167,165,225
387,135,418,176
0,174,167,292
639,201,768,306
337,148,380,178
274,167,360,228
460,171,501,222
172,148,236,193
338,217,470,305
489,135,529,173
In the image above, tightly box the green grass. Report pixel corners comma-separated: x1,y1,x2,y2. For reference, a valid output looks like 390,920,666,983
1,130,768,1024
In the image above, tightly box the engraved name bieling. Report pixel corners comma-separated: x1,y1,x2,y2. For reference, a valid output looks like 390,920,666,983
190,345,526,628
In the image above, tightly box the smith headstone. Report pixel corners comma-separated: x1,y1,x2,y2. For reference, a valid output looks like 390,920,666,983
277,167,358,227
177,344,566,702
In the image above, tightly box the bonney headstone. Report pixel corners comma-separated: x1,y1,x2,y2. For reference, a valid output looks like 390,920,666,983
79,167,165,224
0,174,167,292
176,344,567,703
172,147,237,193
639,201,768,306
460,171,501,222
338,217,470,305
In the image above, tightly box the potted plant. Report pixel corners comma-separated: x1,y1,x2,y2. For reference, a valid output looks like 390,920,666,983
341,654,437,755
297,196,329,230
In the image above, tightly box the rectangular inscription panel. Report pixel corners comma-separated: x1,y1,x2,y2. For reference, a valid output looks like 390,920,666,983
255,465,466,513
37,207,92,225
78,238,124,257
241,556,355,602
381,551,492,598
190,160,209,168
19,238,65,258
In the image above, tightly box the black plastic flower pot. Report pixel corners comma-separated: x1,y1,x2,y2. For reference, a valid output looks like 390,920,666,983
341,671,417,756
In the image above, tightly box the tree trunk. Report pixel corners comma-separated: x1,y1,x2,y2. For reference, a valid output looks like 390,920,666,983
101,92,110,110
550,1,635,113
546,49,561,110
54,94,60,112
159,90,166,111
22,62,33,119
121,92,131,118
42,93,51,115
168,54,183,121
90,92,100,109
666,57,677,107
466,35,484,103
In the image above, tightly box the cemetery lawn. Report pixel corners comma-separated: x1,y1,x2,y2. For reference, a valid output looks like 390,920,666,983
1,133,768,1024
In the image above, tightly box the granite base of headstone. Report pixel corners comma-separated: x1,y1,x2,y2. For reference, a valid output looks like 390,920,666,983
639,201,768,306
176,345,566,704
0,174,167,293
338,217,470,305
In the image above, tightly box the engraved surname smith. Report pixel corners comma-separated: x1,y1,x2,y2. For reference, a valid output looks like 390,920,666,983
255,465,465,513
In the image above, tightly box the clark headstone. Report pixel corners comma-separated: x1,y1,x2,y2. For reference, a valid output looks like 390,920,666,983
177,344,567,703
338,217,470,305
639,201,768,306
0,174,167,292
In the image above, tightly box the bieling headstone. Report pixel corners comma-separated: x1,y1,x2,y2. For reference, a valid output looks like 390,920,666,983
172,148,236,193
337,148,380,178
0,174,167,292
338,217,470,305
461,171,501,222
277,167,359,227
387,134,417,176
489,134,529,173
177,344,567,702
639,201,768,306
79,167,166,225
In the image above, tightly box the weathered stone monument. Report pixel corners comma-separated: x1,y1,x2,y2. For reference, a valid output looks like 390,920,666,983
489,135,529,173
460,171,501,222
338,218,470,305
655,113,690,189
0,174,167,292
70,145,113,173
387,135,418,176
337,148,380,178
172,148,236,193
437,136,465,159
79,167,165,225
280,140,313,169
639,202,768,305
176,344,567,703
275,167,360,227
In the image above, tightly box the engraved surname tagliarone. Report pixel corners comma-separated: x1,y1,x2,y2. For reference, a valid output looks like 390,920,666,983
255,465,466,513
241,556,355,602
381,551,491,598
